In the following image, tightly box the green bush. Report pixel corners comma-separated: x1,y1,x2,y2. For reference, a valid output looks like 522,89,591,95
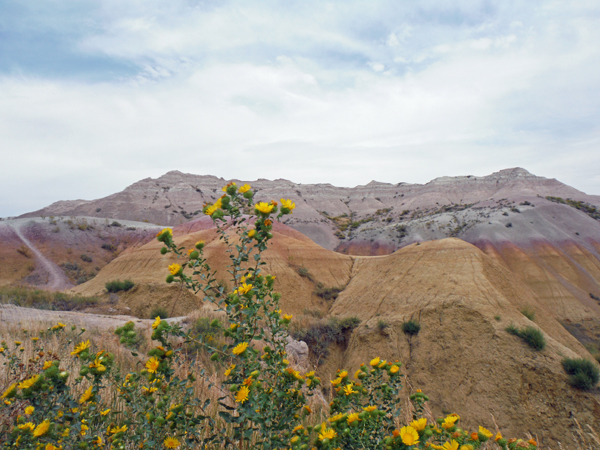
520,306,535,321
149,306,169,319
105,279,135,293
506,324,545,350
562,358,599,390
291,316,360,360
313,283,343,301
296,266,313,281
377,319,389,334
402,319,421,336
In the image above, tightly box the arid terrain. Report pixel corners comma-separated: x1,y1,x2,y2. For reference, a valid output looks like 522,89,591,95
2,168,600,448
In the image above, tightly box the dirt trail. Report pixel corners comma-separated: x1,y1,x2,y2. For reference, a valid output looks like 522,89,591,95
0,304,181,330
9,222,73,291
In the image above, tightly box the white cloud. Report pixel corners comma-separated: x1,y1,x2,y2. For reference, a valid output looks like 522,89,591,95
1,1,600,216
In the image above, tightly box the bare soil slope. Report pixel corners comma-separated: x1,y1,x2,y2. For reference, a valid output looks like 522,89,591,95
71,221,353,318
329,239,600,446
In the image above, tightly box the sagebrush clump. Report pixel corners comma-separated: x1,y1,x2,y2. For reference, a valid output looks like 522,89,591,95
0,182,539,450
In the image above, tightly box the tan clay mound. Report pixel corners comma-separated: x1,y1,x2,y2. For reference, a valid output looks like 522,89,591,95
327,239,600,447
71,224,354,318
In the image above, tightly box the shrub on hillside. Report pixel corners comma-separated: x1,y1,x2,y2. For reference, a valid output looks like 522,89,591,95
291,316,360,359
105,279,135,293
562,357,599,390
149,306,168,319
313,282,343,301
402,319,421,336
506,324,546,350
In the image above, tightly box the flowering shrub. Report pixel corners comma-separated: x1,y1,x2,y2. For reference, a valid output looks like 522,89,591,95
0,182,539,450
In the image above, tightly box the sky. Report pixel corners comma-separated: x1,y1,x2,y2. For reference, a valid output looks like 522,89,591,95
1,1,600,217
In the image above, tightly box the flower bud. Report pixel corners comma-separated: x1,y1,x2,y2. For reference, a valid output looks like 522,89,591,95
160,247,168,255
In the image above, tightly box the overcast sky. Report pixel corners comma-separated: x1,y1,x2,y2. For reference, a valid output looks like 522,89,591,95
1,1,599,217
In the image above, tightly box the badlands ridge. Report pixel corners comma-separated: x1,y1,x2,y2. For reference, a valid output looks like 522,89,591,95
2,167,600,447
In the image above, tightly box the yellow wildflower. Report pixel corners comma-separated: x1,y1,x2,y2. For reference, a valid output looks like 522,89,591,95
338,370,348,378
330,377,342,386
283,314,293,321
25,406,35,415
34,420,51,437
347,413,360,425
18,422,35,432
46,444,61,450
108,425,127,434
100,409,111,416
89,357,106,372
370,357,381,367
168,263,181,276
234,282,253,295
400,426,419,446
410,418,427,431
43,361,53,370
280,198,296,211
328,413,344,422
343,383,357,396
442,414,459,429
224,364,236,376
290,436,299,444
92,436,103,446
31,337,39,341
71,340,91,357
79,386,93,404
255,202,274,214
293,425,304,433
235,385,250,403
390,365,400,374
222,182,236,191
232,342,249,355
479,426,493,438
1,384,16,399
51,322,66,330
443,441,459,450
495,432,503,442
318,426,337,441
164,437,181,449
460,445,474,450
239,184,251,193
18,375,40,390
363,405,377,412
146,357,160,373
157,228,172,238
152,316,161,329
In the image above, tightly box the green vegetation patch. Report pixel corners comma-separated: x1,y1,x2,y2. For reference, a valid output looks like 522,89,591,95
562,357,599,390
105,279,135,293
291,316,360,360
506,324,546,350
546,196,600,220
0,286,98,311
